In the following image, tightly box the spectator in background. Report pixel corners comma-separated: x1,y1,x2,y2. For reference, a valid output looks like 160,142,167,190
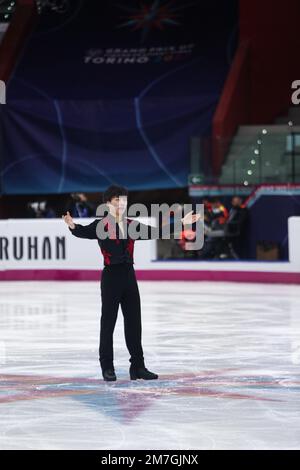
198,198,228,259
227,196,248,232
25,202,38,218
41,202,56,218
65,193,95,218
198,196,247,260
209,198,229,229
225,196,248,258
177,228,198,258
203,198,213,226
25,201,56,218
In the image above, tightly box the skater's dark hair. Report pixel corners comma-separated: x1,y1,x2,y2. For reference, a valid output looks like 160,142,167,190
102,185,129,203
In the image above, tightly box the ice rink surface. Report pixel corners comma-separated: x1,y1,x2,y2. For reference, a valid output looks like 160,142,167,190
0,280,300,450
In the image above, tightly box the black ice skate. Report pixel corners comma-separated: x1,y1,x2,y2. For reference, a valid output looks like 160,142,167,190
129,366,158,380
102,368,117,381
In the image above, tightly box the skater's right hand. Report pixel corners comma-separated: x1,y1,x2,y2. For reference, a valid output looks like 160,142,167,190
62,211,75,229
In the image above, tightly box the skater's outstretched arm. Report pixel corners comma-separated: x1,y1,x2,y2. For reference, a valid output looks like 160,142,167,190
62,211,100,239
131,211,201,240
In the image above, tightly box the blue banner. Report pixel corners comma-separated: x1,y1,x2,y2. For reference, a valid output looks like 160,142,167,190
1,0,238,194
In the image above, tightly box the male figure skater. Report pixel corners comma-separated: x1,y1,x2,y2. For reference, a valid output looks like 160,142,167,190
62,185,200,381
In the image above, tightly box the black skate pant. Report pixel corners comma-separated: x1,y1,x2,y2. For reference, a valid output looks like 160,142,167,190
99,263,145,371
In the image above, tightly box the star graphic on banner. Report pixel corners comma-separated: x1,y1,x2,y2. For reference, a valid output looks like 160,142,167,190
115,0,197,42
1,368,297,424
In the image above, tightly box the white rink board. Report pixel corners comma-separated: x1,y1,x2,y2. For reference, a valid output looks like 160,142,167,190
0,218,156,270
289,217,300,266
0,216,299,273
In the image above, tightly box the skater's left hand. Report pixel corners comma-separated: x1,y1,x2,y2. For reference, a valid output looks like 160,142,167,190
181,211,201,225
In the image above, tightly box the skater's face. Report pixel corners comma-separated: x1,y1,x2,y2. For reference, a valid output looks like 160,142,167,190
108,195,128,216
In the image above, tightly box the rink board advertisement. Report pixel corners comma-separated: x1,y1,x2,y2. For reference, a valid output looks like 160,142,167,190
0,218,155,270
0,217,300,282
